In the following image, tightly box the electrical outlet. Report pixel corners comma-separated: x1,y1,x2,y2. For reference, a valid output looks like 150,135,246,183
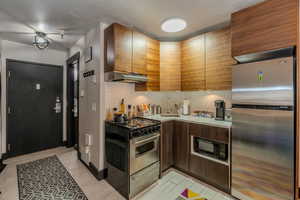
92,76,97,83
80,90,85,97
92,103,96,111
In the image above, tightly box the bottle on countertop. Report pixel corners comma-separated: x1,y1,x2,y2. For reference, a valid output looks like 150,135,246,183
113,107,118,115
156,105,162,114
183,99,190,115
132,105,136,118
127,105,132,119
120,98,125,114
106,108,113,121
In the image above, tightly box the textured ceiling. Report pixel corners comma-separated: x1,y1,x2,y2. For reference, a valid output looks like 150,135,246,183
0,0,265,50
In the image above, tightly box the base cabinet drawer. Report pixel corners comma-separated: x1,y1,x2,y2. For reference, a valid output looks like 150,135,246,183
189,123,229,144
189,154,229,192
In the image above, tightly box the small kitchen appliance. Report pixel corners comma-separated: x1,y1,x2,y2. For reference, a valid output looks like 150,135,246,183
182,99,190,115
215,100,225,121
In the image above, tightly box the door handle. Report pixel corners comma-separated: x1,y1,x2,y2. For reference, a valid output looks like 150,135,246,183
53,105,61,113
135,134,160,145
54,97,61,113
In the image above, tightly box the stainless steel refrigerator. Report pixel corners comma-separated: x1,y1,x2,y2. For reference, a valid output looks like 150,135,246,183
232,50,295,200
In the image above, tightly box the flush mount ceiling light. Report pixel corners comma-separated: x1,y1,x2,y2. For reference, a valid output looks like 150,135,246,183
161,18,187,33
33,32,50,50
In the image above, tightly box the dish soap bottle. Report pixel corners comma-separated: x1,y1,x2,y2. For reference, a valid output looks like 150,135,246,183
120,98,125,114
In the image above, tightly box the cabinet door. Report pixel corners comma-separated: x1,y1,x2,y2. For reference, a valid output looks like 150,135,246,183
181,35,206,91
204,158,229,192
160,42,181,91
104,23,132,73
189,154,205,178
161,121,174,171
231,0,297,57
135,37,160,91
205,27,236,90
173,121,189,171
132,31,147,75
190,154,229,192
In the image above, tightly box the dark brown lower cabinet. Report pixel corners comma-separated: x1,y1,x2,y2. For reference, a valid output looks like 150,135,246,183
189,155,229,192
173,121,189,172
161,121,174,171
160,120,230,193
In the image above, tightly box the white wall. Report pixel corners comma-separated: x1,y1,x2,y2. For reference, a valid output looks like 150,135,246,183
69,23,104,170
0,40,68,157
105,82,232,115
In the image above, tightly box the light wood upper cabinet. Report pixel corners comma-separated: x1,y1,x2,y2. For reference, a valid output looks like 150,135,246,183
104,23,133,73
205,27,236,90
231,0,297,57
105,23,234,92
160,42,181,91
181,35,206,91
132,31,147,75
135,37,160,91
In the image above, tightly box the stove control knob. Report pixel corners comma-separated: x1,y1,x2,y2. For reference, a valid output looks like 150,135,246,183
136,130,142,137
144,129,148,135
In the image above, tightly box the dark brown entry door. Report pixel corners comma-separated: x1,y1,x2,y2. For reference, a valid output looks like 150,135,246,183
66,53,80,148
6,59,63,157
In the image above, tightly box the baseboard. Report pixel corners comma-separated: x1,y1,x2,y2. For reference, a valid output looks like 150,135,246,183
89,162,108,180
0,158,6,174
1,153,9,160
77,150,107,181
63,141,68,146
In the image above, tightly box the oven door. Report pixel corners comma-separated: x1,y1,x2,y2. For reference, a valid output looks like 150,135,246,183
130,133,160,175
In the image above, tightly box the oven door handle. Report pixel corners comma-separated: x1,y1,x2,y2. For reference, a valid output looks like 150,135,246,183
135,134,160,145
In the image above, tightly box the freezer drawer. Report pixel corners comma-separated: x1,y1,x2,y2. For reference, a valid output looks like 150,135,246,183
231,107,294,200
130,162,160,198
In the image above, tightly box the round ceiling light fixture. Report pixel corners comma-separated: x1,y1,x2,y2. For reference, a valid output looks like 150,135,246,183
161,18,187,33
33,32,50,50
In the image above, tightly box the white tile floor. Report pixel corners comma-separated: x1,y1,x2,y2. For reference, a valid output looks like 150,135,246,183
0,147,233,200
139,171,234,200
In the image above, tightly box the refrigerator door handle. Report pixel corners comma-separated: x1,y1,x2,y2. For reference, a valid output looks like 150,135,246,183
232,104,294,111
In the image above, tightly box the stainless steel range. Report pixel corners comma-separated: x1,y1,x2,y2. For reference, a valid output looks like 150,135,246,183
105,118,161,199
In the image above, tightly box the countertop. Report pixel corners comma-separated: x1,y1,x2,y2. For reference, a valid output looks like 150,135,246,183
144,115,232,129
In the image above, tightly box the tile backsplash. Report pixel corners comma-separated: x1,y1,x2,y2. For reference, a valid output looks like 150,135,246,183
105,82,231,114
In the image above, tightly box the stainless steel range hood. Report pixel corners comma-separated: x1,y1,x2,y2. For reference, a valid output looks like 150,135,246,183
105,71,148,83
